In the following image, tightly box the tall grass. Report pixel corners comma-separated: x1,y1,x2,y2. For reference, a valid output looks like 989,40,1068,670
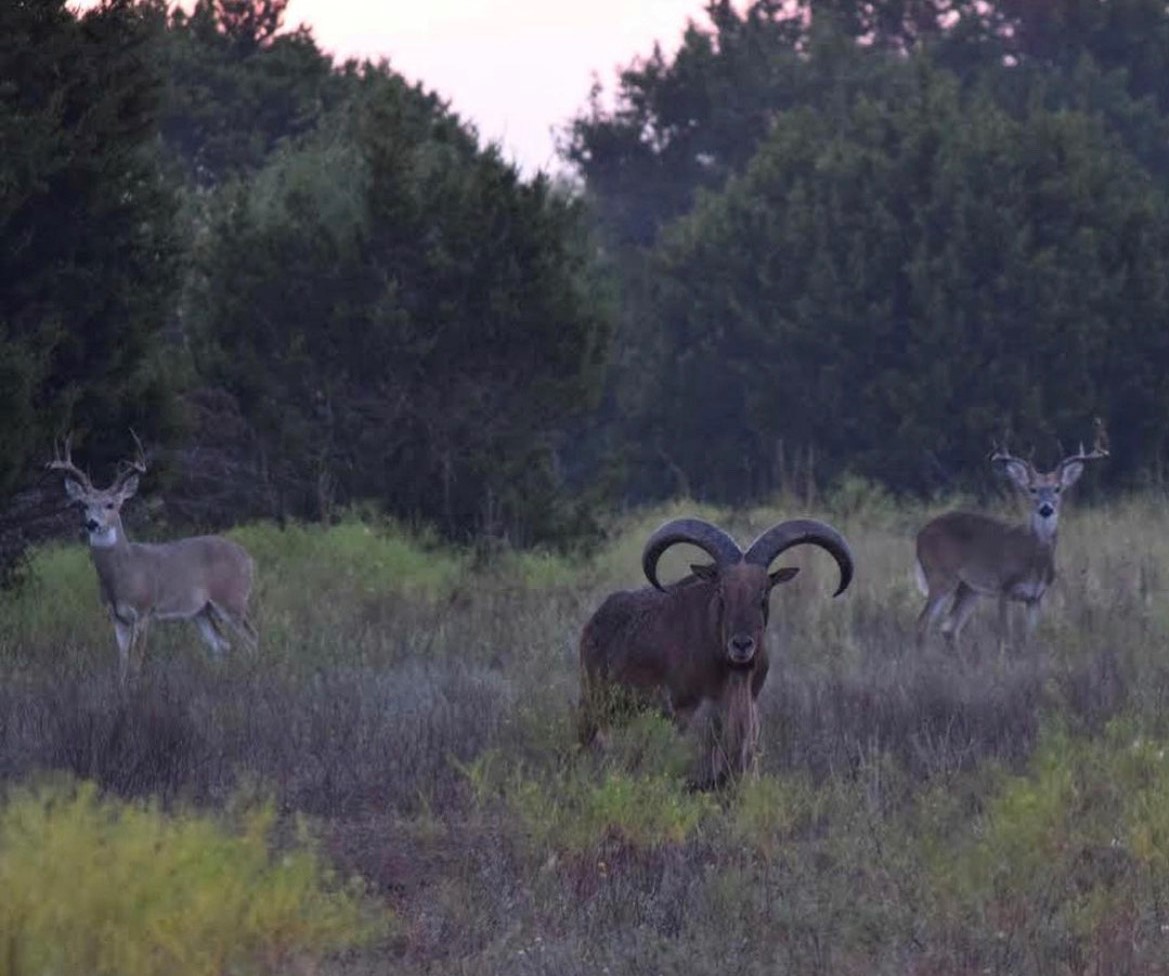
2,491,1169,973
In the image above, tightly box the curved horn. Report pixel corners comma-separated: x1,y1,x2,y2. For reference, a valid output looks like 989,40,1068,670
743,519,854,597
642,518,743,591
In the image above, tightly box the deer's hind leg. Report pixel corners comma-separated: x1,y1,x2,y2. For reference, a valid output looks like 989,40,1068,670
194,606,231,658
916,582,957,648
208,600,258,651
941,583,980,645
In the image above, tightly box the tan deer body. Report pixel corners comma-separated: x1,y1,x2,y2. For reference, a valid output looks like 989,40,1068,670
52,435,257,683
915,423,1107,650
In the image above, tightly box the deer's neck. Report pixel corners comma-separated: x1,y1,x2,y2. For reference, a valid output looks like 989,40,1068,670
1028,514,1059,549
88,519,136,605
1021,518,1058,587
88,518,131,559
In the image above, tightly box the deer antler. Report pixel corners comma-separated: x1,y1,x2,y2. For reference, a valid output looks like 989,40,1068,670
112,429,148,492
46,433,94,491
1059,418,1110,469
989,439,1032,469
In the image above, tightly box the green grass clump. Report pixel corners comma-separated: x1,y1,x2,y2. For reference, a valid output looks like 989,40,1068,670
461,715,714,857
0,779,389,976
930,721,1169,965
727,772,825,859
508,766,716,854
0,544,103,652
234,517,464,599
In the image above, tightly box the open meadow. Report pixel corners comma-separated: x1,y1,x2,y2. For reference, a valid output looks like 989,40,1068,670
4,491,1169,975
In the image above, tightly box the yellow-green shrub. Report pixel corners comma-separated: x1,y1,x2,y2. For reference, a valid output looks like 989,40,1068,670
0,779,388,976
728,772,824,859
508,766,715,854
0,544,102,650
930,722,1169,953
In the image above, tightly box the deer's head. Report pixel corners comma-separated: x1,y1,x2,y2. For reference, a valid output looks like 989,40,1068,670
49,434,146,548
991,421,1109,542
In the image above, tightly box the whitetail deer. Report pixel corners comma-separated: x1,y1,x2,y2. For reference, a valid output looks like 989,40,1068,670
49,434,257,683
914,421,1109,650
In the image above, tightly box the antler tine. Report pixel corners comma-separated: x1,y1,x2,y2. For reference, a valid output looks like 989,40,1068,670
988,438,1022,464
112,429,148,490
46,432,94,490
1060,419,1110,466
126,428,148,473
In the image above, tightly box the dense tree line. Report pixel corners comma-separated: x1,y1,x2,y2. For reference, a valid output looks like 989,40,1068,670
569,0,1169,501
1,0,609,566
7,0,1169,569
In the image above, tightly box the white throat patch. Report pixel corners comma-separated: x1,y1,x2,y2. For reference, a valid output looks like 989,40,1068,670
1031,513,1058,543
88,525,119,549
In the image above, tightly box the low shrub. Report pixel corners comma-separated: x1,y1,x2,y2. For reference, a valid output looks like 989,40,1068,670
0,778,389,976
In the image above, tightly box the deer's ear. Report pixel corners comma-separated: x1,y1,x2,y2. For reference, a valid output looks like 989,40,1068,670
1000,459,1032,490
769,566,800,587
63,478,88,503
691,563,719,582
118,474,140,500
1059,460,1085,488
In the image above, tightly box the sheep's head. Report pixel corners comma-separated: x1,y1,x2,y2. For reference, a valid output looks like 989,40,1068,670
643,517,854,668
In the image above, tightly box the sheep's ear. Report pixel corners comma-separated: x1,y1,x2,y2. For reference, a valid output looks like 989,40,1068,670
770,566,800,587
690,563,719,582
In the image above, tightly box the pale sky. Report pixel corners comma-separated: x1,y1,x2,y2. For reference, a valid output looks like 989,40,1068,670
284,0,705,174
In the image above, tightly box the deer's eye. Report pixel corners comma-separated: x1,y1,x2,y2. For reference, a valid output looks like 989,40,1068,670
1029,488,1038,495
106,502,115,510
1054,486,1062,494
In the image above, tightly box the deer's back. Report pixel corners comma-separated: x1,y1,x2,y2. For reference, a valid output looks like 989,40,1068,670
917,511,1047,594
120,535,253,613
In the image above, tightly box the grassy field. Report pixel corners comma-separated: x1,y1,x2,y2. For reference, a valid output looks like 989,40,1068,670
3,491,1169,974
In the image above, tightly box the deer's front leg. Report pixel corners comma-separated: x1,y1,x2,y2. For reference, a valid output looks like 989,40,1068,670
997,595,1012,655
112,608,135,685
1024,598,1043,645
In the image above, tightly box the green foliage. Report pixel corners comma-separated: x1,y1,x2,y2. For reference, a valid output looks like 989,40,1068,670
507,764,714,856
0,0,180,500
0,545,101,653
571,0,1169,506
233,517,464,599
188,67,611,543
932,722,1169,962
0,779,387,976
158,0,341,184
727,772,824,859
636,65,1169,498
461,711,714,856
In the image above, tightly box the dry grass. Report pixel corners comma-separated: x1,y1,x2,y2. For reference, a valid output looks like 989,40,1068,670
2,491,1168,973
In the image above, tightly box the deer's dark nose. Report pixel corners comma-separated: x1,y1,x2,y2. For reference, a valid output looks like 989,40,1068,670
728,635,756,663
85,519,99,532
1038,503,1054,519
